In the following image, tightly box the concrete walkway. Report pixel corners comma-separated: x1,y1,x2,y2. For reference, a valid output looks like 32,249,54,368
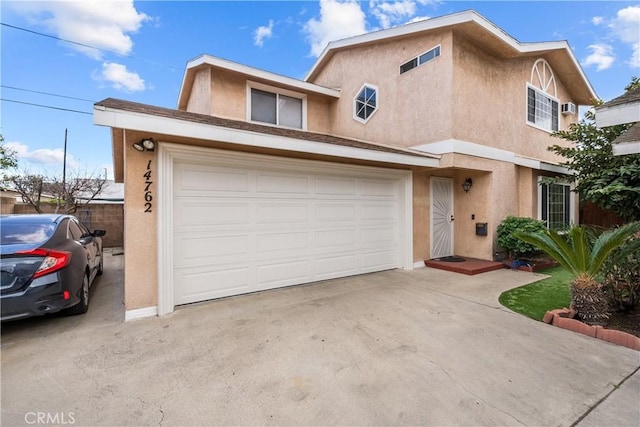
2,251,638,426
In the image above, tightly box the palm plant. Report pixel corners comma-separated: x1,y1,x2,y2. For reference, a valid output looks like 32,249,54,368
515,222,640,325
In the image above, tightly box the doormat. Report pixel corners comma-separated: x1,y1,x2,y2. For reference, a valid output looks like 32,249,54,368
434,256,466,262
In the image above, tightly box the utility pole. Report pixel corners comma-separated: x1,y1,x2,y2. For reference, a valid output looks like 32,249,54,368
62,128,67,206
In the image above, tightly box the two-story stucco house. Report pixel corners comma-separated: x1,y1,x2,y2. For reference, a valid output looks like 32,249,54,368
94,10,596,320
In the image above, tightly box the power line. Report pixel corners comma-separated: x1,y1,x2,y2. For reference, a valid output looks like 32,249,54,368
0,98,92,115
1,85,96,103
1,22,181,71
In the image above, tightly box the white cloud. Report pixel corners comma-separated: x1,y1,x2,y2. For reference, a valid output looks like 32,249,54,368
6,142,80,169
582,43,615,71
609,6,640,67
95,62,146,92
303,0,367,57
254,20,274,47
10,0,149,60
591,16,604,25
370,0,417,29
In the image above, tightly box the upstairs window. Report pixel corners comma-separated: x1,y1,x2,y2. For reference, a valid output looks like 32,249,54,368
400,45,441,74
354,84,378,123
527,87,559,132
248,83,304,129
527,59,559,132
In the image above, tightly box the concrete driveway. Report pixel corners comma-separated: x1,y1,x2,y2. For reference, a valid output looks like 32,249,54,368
2,250,639,426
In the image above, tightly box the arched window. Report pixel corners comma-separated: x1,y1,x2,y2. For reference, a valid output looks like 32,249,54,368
526,59,559,132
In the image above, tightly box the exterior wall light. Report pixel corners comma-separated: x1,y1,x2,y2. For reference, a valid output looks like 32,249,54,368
462,178,473,193
132,138,155,152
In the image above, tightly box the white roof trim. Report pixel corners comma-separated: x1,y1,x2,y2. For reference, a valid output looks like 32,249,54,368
305,10,596,101
613,141,640,156
411,138,571,174
595,102,640,127
514,155,571,175
94,105,439,168
180,54,341,104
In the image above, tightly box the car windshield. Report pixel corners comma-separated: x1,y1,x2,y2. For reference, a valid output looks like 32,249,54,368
0,221,56,245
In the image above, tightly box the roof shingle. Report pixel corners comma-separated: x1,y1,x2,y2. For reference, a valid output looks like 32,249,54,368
95,98,438,160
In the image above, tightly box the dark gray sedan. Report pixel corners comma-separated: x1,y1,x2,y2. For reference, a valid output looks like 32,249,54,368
0,214,106,321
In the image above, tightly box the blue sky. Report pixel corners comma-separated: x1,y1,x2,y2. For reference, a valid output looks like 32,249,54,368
1,1,639,180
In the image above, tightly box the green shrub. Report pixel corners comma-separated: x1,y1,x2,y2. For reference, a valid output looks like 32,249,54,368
603,230,640,311
497,216,546,258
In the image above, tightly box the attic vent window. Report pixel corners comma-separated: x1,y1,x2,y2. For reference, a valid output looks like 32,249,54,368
400,45,441,74
354,84,378,123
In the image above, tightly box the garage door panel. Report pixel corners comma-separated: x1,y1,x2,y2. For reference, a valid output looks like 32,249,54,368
360,203,398,221
315,254,358,278
256,232,310,253
316,229,357,248
176,164,250,193
256,260,311,288
360,179,398,197
316,177,357,196
175,202,250,227
257,203,309,224
176,234,249,265
361,250,397,270
361,226,397,245
315,203,357,222
175,266,251,305
257,173,310,194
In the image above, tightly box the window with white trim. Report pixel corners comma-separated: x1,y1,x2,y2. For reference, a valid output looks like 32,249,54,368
527,86,559,132
400,45,441,74
527,59,559,132
539,180,573,230
354,84,377,123
248,83,304,129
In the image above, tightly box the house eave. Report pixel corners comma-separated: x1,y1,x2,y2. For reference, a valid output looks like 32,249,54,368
411,139,572,174
94,105,440,176
595,103,640,127
613,141,640,156
305,10,596,104
178,54,341,110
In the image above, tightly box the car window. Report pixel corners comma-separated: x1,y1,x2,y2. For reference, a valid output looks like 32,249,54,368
0,221,56,245
77,221,91,237
68,220,84,241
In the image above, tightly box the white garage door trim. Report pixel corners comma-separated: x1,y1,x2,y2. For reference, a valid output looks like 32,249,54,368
157,143,413,315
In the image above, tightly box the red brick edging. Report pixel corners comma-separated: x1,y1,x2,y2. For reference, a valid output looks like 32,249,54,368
543,308,640,351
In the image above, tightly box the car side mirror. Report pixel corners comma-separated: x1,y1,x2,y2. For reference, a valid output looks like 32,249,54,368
93,230,106,237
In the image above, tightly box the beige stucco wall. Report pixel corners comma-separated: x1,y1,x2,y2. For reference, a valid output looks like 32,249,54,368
308,30,579,164
517,167,536,217
210,71,246,120
186,68,212,115
312,30,454,147
412,171,430,262
451,34,577,164
122,130,158,310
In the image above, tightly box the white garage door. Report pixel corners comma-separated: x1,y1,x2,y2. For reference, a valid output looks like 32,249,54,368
170,150,410,306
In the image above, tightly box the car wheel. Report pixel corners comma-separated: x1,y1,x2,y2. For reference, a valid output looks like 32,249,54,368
64,274,90,316
97,251,104,276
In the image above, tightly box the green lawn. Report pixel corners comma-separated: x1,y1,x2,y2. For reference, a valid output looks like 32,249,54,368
498,266,572,320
